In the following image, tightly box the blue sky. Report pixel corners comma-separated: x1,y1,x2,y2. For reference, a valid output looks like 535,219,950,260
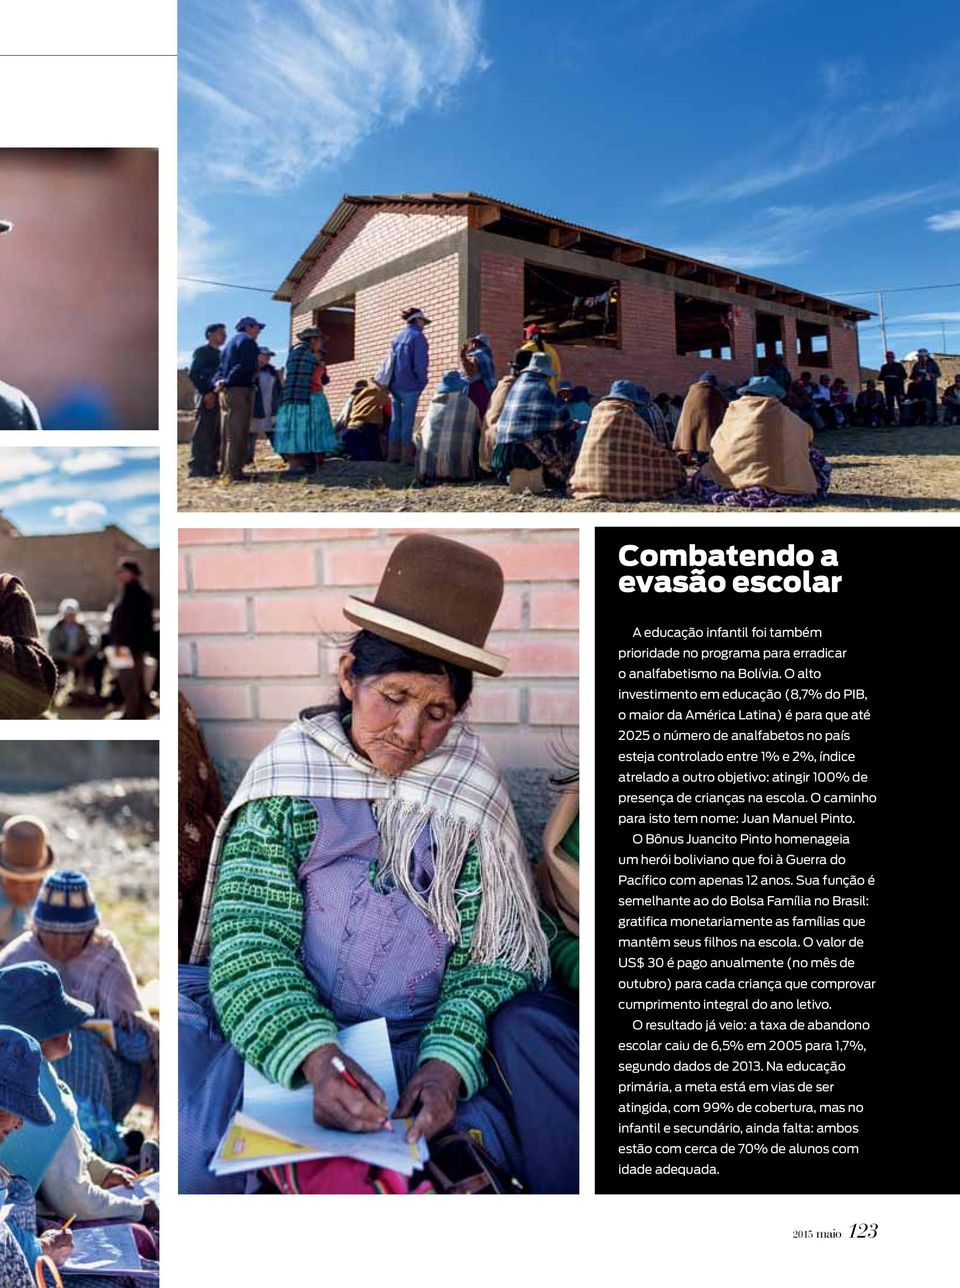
178,0,960,372
0,449,160,546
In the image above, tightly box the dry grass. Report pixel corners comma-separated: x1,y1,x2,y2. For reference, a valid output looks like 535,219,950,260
177,423,960,514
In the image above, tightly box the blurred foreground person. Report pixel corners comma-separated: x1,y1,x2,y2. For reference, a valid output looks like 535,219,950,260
0,817,55,950
0,574,56,718
0,219,43,430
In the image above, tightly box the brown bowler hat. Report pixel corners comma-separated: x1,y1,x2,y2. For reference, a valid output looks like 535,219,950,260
0,815,55,881
342,535,508,677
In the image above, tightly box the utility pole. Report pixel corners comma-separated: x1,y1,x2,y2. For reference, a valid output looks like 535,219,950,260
941,320,947,353
877,290,888,354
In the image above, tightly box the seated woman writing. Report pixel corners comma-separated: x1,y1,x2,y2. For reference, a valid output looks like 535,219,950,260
185,535,549,1194
0,1024,74,1286
0,967,158,1288
0,873,159,1162
693,375,831,508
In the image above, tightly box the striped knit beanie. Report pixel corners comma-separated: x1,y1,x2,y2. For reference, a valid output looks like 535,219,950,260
33,870,99,934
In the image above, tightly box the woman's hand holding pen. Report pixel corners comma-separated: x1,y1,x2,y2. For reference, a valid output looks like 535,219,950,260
301,1043,389,1133
39,1228,74,1266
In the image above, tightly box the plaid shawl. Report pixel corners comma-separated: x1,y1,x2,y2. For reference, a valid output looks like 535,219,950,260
416,390,479,480
495,370,572,446
570,396,686,501
279,342,318,405
191,709,548,978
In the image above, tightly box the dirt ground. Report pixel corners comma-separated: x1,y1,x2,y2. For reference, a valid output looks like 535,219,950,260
177,423,960,513
0,779,159,983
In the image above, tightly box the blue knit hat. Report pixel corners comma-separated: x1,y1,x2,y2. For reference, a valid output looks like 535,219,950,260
33,870,100,934
437,370,469,394
0,1025,54,1125
0,962,94,1042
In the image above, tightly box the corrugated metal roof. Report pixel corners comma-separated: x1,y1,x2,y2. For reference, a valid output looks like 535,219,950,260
274,191,872,320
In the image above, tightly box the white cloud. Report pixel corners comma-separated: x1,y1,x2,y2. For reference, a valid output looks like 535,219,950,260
0,451,57,484
897,311,960,322
662,80,960,205
59,450,124,476
178,201,225,302
0,471,159,512
672,188,942,272
820,57,862,97
179,0,485,194
926,210,960,232
52,500,108,529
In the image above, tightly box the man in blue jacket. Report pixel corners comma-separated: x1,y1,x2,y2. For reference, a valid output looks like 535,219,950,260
383,306,430,465
214,316,264,481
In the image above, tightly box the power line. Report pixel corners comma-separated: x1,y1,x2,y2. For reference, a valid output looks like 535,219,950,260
827,280,960,298
179,276,276,294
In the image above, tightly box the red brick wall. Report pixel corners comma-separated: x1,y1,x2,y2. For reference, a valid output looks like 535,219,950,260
477,254,861,397
179,528,579,770
479,251,525,376
292,206,468,301
292,254,461,422
824,322,861,390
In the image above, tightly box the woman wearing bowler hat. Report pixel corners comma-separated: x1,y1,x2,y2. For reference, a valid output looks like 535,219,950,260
186,535,550,1193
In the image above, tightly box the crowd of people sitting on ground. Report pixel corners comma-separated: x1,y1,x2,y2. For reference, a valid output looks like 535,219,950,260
186,311,957,507
0,816,159,1285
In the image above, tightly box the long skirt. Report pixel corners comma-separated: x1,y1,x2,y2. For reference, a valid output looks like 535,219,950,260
273,392,338,456
57,1028,141,1161
693,448,831,508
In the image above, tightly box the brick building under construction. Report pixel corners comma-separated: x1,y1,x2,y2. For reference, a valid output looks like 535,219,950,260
275,192,871,417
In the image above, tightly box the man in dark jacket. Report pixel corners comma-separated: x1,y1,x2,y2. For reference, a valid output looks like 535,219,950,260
109,560,156,719
0,574,57,718
188,322,226,477
213,316,264,481
910,349,941,425
878,351,907,424
764,355,793,400
0,219,43,430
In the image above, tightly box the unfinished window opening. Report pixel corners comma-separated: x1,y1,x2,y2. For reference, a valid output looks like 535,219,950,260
313,295,355,364
523,262,620,346
675,296,733,359
796,318,831,369
755,311,784,367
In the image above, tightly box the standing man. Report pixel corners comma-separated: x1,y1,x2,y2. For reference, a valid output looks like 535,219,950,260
109,560,156,720
0,219,43,430
878,350,907,424
0,816,55,949
910,349,941,425
188,323,226,477
764,352,793,400
213,316,264,482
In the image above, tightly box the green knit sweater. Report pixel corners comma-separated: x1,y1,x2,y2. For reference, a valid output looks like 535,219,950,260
209,796,535,1097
